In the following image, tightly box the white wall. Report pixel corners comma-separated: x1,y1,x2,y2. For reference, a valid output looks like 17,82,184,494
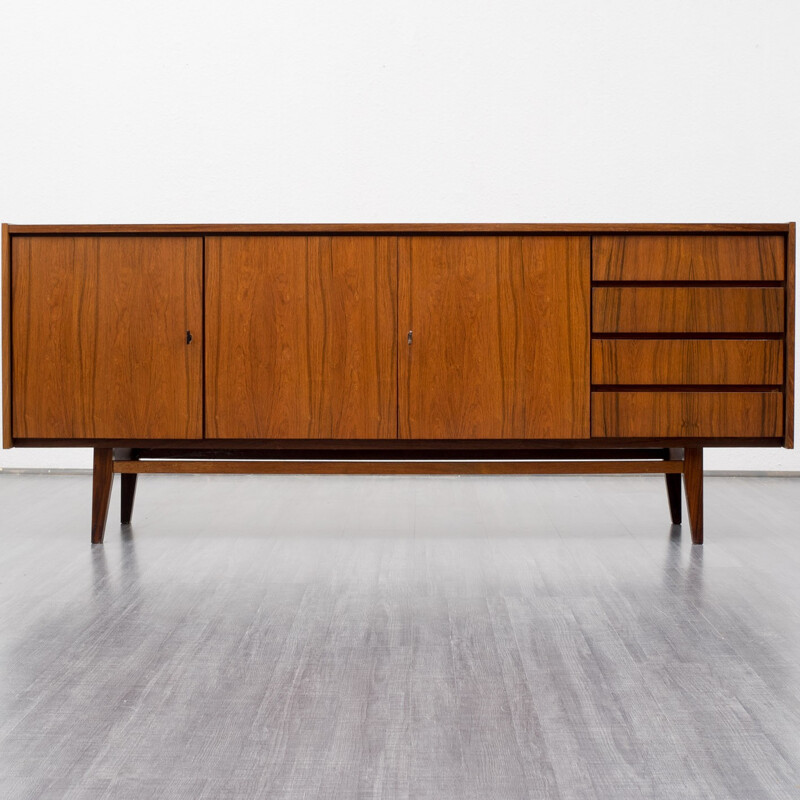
1,0,798,471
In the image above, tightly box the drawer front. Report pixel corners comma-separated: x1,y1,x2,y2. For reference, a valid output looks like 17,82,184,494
592,339,784,385
593,235,785,281
592,287,784,334
592,391,783,438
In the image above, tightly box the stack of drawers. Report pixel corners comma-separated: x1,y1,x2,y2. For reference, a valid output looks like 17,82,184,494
591,235,786,438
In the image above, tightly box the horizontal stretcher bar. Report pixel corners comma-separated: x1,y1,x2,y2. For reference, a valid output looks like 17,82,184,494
112,460,685,476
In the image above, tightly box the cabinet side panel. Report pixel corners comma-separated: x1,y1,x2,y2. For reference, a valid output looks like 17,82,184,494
786,223,796,447
2,224,11,447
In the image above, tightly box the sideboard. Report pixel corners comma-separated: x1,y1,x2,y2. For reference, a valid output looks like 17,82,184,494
2,223,795,544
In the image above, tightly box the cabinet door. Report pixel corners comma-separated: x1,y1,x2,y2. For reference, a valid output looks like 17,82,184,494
12,236,202,439
205,236,397,438
398,236,590,439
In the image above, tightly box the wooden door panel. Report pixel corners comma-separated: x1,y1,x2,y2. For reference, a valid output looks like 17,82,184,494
398,236,590,439
12,236,202,438
593,235,785,281
205,236,397,439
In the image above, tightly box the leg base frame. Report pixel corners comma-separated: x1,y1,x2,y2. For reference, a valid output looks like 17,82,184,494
90,447,703,544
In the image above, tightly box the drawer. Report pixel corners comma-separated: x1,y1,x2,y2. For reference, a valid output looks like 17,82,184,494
592,287,784,334
591,339,784,385
593,235,785,281
592,391,783,438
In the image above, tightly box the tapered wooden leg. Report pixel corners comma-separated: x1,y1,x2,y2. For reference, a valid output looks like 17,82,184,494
115,448,138,525
665,447,682,524
121,474,138,525
683,447,703,545
91,448,113,545
665,474,682,524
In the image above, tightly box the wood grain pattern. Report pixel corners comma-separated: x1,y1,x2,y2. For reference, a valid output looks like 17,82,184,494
6,222,793,234
11,237,202,439
399,236,590,439
785,222,795,448
112,459,682,475
205,236,397,439
2,223,11,448
592,391,783,438
13,435,786,449
592,287,784,334
591,339,783,385
91,447,113,544
593,235,785,281
683,446,703,544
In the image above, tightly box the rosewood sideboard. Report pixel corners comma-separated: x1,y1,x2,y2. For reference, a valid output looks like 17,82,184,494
2,223,795,544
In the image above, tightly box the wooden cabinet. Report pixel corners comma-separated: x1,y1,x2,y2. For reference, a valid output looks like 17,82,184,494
1,223,795,545
398,235,589,438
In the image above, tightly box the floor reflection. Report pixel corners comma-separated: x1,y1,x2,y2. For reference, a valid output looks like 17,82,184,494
663,522,704,604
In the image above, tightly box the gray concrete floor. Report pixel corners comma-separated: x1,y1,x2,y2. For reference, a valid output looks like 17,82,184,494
0,472,799,799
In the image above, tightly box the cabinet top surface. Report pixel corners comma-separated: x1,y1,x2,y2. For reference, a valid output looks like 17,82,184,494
4,222,795,235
